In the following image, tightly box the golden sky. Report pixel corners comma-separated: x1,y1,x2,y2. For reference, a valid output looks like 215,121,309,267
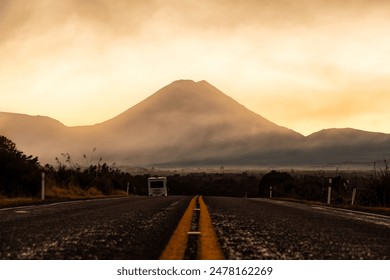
1,0,390,135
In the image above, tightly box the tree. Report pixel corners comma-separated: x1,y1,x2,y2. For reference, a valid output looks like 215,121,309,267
258,170,294,197
0,135,41,197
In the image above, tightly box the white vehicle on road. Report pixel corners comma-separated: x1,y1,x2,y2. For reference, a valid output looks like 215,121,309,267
147,177,167,196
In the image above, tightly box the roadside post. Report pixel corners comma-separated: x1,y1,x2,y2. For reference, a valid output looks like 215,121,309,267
41,172,45,200
327,178,332,205
351,188,357,206
127,182,130,196
269,186,273,199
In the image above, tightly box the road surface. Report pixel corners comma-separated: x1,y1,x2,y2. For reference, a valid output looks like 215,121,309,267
204,197,390,259
0,196,190,259
1,195,389,259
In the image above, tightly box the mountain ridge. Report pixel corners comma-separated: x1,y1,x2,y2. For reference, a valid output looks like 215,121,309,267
98,79,295,134
1,80,389,167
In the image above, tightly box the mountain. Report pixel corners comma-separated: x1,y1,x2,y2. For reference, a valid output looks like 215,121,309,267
303,128,390,165
86,80,304,166
0,112,69,158
1,80,390,168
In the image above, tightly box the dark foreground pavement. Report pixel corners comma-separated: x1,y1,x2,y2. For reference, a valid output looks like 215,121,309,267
0,196,191,259
204,197,390,259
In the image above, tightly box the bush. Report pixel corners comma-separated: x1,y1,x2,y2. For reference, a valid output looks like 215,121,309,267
45,153,132,195
0,135,41,197
258,170,294,197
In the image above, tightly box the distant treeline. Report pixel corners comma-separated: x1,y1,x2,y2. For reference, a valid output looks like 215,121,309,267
1,135,389,206
116,173,259,198
150,168,389,207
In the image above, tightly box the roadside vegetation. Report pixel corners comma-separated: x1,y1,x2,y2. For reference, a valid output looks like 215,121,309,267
0,135,41,199
0,135,128,205
1,134,389,209
257,167,390,207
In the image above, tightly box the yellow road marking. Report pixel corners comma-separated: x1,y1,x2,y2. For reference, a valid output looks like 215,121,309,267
159,196,224,260
198,196,224,260
159,196,196,260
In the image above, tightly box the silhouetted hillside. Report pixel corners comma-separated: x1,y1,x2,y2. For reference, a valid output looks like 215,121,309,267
1,80,389,167
303,128,390,165
86,80,304,166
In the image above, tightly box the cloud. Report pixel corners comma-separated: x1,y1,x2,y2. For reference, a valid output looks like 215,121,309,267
1,0,390,135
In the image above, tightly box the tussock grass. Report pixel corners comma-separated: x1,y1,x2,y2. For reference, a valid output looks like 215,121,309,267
45,185,105,199
0,186,128,207
0,195,36,206
45,185,127,199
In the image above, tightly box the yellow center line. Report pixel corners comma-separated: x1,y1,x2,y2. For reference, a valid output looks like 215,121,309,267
159,196,196,260
159,195,224,260
198,196,224,260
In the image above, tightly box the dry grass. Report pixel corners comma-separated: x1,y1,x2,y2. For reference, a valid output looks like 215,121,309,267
0,195,37,206
45,185,127,199
0,186,128,207
45,185,104,199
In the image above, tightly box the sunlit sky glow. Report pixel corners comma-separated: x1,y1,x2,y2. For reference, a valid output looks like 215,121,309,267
1,0,390,136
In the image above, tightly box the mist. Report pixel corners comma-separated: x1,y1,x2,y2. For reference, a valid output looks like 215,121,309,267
2,80,389,169
1,0,390,135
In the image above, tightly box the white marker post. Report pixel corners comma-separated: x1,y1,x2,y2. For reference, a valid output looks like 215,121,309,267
351,188,357,206
41,172,45,200
127,182,130,196
269,186,273,199
327,178,332,205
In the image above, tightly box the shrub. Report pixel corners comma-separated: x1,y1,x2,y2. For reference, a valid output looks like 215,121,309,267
0,135,41,197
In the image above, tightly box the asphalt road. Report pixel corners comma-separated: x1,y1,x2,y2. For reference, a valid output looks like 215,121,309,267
204,197,390,259
2,196,389,260
0,196,191,259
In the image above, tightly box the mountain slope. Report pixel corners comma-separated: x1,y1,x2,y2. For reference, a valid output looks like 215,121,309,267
0,112,69,159
303,128,390,164
1,80,389,167
87,80,304,165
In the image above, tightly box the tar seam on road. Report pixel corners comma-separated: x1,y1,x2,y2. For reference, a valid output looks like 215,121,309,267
159,196,224,260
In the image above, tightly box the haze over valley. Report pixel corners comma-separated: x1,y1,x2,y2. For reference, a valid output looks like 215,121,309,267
1,80,389,168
